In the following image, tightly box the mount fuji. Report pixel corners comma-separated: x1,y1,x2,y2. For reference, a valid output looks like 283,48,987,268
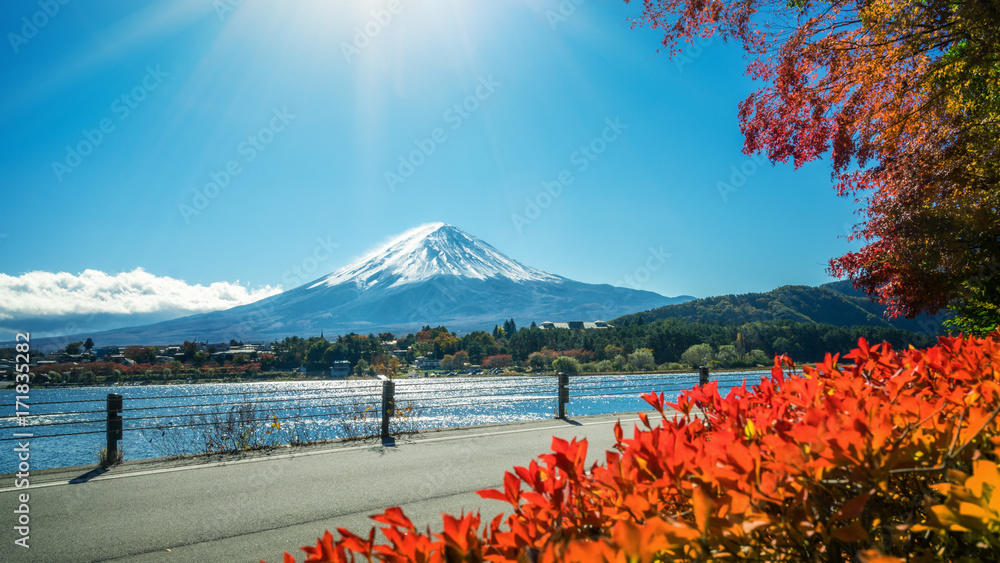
38,224,693,345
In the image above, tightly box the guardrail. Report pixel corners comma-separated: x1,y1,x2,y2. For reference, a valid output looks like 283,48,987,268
0,368,758,470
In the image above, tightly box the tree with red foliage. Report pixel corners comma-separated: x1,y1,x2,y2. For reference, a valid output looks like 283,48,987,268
482,354,512,369
625,0,1000,332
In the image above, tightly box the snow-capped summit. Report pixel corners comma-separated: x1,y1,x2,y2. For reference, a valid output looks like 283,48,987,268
312,223,560,290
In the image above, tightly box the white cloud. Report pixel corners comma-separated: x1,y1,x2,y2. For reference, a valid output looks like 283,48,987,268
0,269,281,336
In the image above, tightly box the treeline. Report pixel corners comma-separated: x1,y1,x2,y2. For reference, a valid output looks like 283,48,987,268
12,317,938,385
269,317,936,373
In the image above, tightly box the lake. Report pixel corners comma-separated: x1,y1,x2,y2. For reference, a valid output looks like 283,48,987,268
0,370,767,472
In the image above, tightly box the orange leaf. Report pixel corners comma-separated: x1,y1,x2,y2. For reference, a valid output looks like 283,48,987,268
692,486,714,535
858,549,905,563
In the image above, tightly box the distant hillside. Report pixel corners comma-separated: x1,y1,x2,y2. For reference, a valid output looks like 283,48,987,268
614,283,948,336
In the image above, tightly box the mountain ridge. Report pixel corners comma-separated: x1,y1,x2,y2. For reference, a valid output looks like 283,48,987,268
613,282,948,336
23,224,692,348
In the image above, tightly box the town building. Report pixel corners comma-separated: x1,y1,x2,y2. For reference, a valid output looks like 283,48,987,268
330,360,351,377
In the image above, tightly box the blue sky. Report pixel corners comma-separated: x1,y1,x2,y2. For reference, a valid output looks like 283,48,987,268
0,0,862,335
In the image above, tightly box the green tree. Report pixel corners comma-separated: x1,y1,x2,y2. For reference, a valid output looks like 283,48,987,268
594,359,614,373
322,343,347,365
715,345,738,368
626,348,656,371
192,350,209,367
462,331,497,363
181,340,198,362
734,333,747,359
305,340,329,370
466,341,485,364
603,345,624,360
749,349,770,365
552,356,580,375
681,343,713,367
503,318,517,336
528,351,550,372
772,337,795,357
83,338,94,352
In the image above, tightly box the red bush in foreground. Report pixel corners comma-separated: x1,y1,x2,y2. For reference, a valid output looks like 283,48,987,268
268,334,1000,562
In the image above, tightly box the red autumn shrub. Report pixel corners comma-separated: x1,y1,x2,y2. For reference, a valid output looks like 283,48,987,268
482,355,512,369
268,333,1000,562
558,349,597,364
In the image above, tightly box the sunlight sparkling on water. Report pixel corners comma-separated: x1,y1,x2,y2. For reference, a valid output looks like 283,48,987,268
0,372,766,471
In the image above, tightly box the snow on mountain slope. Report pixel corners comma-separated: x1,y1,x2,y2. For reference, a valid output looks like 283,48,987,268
311,223,560,290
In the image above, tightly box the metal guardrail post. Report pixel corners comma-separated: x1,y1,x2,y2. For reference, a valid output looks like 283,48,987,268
557,372,569,419
106,393,123,463
380,379,395,438
699,366,710,386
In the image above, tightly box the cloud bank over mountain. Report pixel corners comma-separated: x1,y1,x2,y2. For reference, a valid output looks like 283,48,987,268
0,268,280,338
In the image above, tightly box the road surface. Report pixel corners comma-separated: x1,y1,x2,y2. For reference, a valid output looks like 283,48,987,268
0,412,659,562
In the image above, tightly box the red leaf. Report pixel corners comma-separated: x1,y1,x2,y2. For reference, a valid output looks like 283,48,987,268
371,506,414,532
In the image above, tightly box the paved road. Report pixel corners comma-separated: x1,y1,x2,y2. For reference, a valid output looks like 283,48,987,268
0,412,653,562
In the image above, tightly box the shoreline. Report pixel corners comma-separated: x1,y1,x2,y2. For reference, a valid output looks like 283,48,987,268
0,365,782,390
